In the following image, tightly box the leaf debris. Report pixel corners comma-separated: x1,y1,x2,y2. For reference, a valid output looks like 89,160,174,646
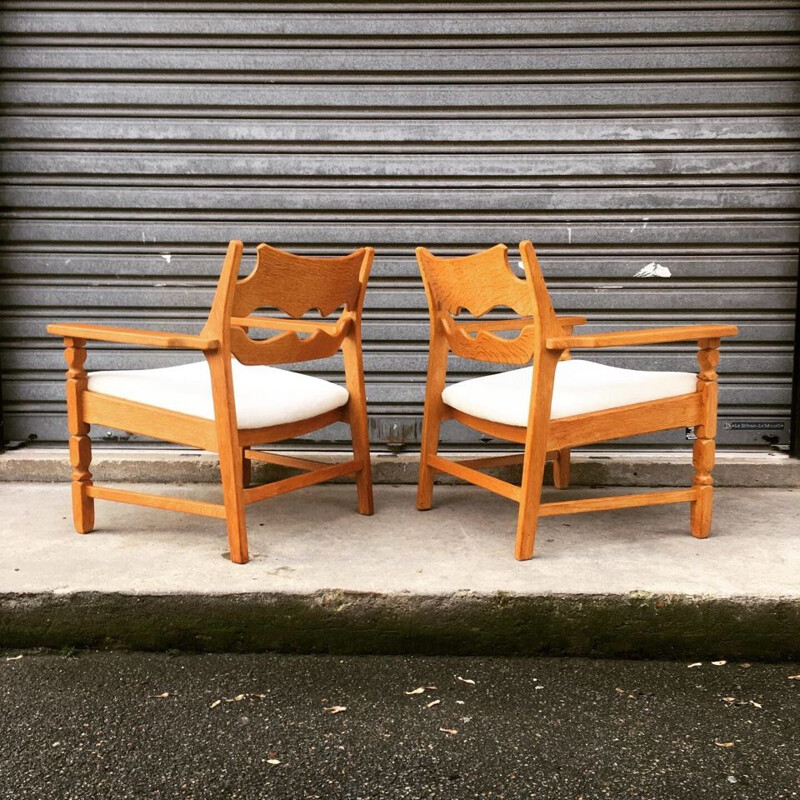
439,728,458,735
715,740,735,748
687,662,702,669
324,705,347,715
457,677,476,685
712,660,727,666
426,699,441,708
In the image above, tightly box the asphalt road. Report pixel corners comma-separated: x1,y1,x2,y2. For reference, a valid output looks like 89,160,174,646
0,652,798,800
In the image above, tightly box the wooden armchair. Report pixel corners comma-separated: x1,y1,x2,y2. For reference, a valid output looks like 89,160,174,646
415,241,738,560
47,240,374,564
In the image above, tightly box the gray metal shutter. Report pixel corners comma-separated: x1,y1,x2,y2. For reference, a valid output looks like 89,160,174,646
1,4,797,450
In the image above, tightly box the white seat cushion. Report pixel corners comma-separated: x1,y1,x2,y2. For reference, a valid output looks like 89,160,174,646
87,359,349,429
441,359,697,427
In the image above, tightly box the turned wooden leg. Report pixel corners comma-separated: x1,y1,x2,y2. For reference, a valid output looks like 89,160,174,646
690,338,719,539
553,447,570,489
691,438,715,538
64,337,94,533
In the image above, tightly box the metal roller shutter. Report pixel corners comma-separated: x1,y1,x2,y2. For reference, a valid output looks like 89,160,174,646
0,3,797,451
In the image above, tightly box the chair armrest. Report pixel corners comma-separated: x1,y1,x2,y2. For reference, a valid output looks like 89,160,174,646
546,324,738,351
47,322,219,351
229,315,351,335
457,315,587,334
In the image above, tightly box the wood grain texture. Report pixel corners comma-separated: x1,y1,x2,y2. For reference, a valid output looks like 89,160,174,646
415,239,735,560
547,324,738,351
49,240,375,564
65,337,94,534
47,323,218,351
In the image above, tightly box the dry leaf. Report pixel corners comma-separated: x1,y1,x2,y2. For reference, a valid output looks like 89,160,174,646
615,688,626,694
715,740,735,748
788,675,800,680
722,697,736,703
266,759,280,765
457,677,476,685
739,663,752,668
455,700,465,705
535,686,544,691
5,655,23,661
439,728,458,735
209,700,221,709
324,705,347,714
749,700,763,709
425,686,438,691
687,663,702,669
405,687,425,695
426,699,441,708
153,692,170,698
712,660,727,666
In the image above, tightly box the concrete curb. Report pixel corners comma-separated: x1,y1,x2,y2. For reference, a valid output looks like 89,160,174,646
2,591,798,660
2,448,798,487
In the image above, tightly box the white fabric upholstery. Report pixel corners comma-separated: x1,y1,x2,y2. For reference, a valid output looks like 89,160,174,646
441,358,697,427
87,359,349,429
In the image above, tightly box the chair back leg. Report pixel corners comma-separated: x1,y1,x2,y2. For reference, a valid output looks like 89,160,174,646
515,352,559,560
241,449,252,488
207,352,250,563
690,338,720,538
416,333,449,511
218,440,249,563
65,337,95,533
342,333,374,515
553,447,571,489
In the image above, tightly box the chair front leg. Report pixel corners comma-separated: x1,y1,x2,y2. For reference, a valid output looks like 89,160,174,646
342,332,373,516
516,352,559,560
64,337,94,533
691,338,719,538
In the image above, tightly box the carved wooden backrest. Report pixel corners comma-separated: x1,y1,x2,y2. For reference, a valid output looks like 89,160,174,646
204,242,373,365
416,242,558,365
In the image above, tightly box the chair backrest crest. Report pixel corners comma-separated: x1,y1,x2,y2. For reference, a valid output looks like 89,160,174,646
204,241,372,366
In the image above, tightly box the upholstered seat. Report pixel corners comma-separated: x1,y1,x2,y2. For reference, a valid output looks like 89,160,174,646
441,358,697,427
88,359,349,429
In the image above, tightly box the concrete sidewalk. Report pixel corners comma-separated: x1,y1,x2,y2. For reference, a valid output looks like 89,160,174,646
2,482,799,659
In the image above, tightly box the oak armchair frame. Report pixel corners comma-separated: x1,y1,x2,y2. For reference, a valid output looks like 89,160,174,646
48,240,375,564
416,241,738,560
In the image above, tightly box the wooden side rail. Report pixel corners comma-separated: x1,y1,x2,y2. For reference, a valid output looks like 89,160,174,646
244,449,330,472
47,323,219,351
427,454,521,502
243,459,363,504
87,485,227,519
538,488,697,517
